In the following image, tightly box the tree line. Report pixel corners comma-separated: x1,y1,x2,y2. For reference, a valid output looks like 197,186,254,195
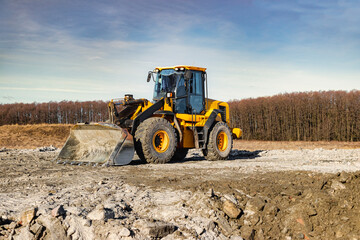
229,90,360,141
0,101,108,125
1,90,359,141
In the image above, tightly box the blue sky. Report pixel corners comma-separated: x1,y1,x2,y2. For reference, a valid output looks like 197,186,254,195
0,0,359,103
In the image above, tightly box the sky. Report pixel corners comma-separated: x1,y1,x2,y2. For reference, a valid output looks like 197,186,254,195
0,0,359,104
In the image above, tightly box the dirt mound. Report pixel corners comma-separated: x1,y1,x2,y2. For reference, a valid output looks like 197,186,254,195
0,124,72,149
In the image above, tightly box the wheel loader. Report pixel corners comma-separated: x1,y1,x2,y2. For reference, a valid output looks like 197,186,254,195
56,66,242,166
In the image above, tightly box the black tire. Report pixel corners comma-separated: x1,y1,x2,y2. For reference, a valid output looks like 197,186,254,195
139,117,177,164
204,122,232,161
134,122,147,163
171,148,189,162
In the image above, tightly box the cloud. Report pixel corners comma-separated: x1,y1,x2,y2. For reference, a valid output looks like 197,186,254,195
1,95,15,101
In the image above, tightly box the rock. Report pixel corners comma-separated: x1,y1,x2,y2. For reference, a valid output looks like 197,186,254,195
133,219,176,238
118,202,131,212
84,219,91,227
13,227,34,240
240,225,255,240
98,180,106,185
51,205,66,217
331,180,346,191
216,215,233,236
243,197,264,227
64,215,94,240
87,205,114,221
20,207,37,226
107,232,121,240
245,197,265,212
339,171,352,183
66,206,82,216
194,226,204,235
118,227,131,237
283,204,312,235
30,222,44,237
263,204,279,216
37,215,70,240
223,200,242,219
230,236,244,240
8,221,18,229
206,221,216,231
224,194,238,204
37,146,57,152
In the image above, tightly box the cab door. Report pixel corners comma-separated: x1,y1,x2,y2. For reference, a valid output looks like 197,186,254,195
174,71,205,114
188,71,205,114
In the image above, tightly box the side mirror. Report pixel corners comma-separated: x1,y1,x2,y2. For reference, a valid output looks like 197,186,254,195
184,70,193,80
147,72,152,82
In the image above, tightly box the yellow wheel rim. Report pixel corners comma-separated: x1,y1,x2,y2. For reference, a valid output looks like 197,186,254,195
217,131,228,152
152,130,169,153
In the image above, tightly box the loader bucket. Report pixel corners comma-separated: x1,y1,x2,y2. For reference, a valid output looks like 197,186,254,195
56,123,134,166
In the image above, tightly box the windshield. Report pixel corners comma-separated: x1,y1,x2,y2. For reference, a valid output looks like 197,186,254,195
153,69,183,101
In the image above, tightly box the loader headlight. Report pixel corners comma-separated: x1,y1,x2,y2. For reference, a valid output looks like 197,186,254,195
175,67,179,71
179,67,184,71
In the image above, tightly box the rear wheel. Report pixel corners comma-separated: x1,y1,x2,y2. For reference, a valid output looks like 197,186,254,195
139,118,177,164
204,122,232,161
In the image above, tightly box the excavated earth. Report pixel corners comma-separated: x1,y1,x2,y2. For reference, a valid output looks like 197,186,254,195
1,144,360,240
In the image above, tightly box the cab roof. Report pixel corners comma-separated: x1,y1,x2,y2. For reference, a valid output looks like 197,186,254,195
155,65,207,72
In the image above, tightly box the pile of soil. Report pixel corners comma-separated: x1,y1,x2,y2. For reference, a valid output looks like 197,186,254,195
0,124,72,149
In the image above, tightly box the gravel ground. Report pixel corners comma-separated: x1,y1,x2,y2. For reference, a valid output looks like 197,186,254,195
1,147,360,240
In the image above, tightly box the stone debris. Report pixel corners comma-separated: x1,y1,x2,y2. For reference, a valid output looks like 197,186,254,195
331,180,346,191
19,207,37,226
29,222,44,239
1,148,360,239
37,146,57,152
118,227,131,237
223,200,242,219
13,227,34,240
133,219,177,238
87,204,115,221
51,205,66,217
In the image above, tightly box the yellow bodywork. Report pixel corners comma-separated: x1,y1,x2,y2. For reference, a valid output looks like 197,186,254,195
155,65,207,72
126,97,241,149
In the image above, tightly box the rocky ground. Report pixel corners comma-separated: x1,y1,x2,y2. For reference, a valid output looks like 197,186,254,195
1,146,360,240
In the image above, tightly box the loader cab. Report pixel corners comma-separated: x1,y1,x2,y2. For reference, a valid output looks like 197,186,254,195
152,66,206,114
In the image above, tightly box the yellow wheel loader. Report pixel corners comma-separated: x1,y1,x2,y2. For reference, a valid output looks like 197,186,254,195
56,66,242,166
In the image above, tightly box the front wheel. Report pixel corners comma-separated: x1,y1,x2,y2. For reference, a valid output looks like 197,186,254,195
139,118,177,164
204,122,232,161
